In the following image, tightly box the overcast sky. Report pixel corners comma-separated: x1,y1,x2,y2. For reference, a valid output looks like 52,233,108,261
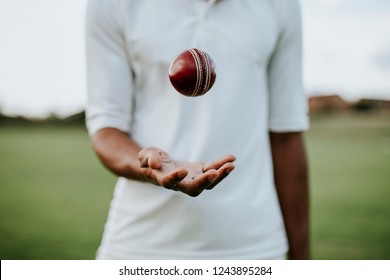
0,0,389,117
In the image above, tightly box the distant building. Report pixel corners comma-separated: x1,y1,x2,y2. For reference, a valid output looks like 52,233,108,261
309,94,349,113
308,94,390,113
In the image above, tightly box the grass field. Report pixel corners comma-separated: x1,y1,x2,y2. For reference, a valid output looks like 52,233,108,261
0,113,389,260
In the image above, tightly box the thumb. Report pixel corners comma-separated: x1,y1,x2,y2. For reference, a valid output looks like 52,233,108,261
138,147,164,169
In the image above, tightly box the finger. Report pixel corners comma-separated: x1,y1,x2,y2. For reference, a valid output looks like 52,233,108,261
203,154,236,172
138,148,163,169
181,170,219,197
161,168,188,189
138,149,149,168
148,151,164,169
205,162,235,190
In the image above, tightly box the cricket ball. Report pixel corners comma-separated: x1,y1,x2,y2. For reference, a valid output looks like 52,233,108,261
168,48,216,97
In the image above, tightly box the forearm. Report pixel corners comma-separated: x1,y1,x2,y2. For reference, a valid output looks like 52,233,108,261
270,132,310,259
92,127,145,181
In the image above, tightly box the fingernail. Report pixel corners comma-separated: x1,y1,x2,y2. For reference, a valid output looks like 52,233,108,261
225,168,234,174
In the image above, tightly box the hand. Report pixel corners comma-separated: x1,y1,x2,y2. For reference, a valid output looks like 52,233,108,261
138,147,236,197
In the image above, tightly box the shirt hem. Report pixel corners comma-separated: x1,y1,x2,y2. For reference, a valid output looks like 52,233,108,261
268,118,309,132
86,119,131,137
96,243,288,260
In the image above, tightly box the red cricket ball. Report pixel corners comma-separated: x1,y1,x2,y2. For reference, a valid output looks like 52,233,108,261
168,48,217,97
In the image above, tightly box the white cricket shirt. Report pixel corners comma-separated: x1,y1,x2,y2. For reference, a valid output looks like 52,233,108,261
86,0,309,259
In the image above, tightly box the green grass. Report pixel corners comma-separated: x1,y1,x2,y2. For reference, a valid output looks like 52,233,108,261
0,113,389,260
307,113,390,259
0,125,116,259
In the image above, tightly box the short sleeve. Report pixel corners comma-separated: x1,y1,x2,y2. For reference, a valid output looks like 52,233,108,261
267,0,309,132
85,0,134,136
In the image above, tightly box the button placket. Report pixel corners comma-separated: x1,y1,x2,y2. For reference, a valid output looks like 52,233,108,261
192,0,215,48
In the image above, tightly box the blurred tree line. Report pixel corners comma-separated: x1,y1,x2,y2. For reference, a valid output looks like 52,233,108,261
0,111,86,126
